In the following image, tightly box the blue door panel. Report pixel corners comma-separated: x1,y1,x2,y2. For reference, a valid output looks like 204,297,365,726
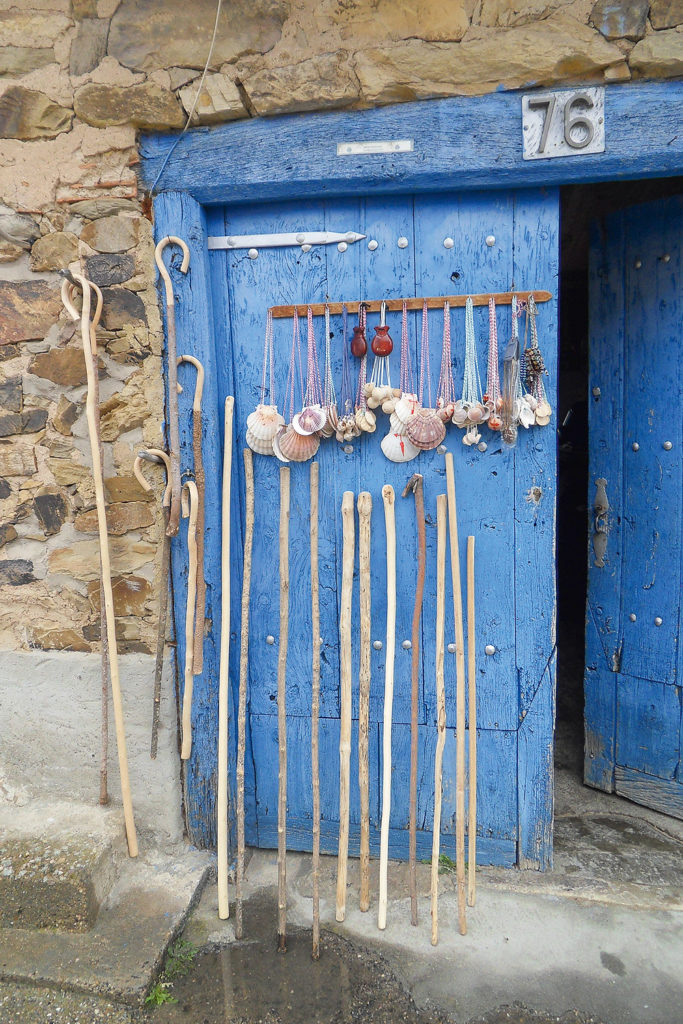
585,195,682,817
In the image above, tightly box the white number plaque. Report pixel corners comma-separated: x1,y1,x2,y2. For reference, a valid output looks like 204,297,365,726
522,88,605,160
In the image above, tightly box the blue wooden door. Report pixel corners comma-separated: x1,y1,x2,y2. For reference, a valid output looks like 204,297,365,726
585,196,682,817
156,187,559,868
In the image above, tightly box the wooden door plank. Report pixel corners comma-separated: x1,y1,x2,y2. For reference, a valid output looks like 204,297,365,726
615,675,681,780
614,767,683,821
619,197,682,684
153,191,224,849
583,607,617,792
517,654,555,869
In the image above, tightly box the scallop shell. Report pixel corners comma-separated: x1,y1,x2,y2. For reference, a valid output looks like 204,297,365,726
381,432,420,463
451,401,469,427
246,404,286,440
274,425,320,462
389,412,408,435
535,415,551,427
293,404,327,436
394,393,420,425
246,427,274,455
536,400,552,420
406,408,446,451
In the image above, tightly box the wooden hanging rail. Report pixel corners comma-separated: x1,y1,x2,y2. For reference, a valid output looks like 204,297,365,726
269,290,552,318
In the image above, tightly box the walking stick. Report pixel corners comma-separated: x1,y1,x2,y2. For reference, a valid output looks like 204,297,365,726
431,494,447,945
445,452,467,935
61,274,138,858
402,473,425,927
133,448,171,759
310,462,321,958
277,465,291,952
177,355,206,674
218,396,234,920
180,480,198,761
357,491,372,914
467,535,477,907
155,236,189,538
336,490,355,923
236,447,254,940
378,484,396,931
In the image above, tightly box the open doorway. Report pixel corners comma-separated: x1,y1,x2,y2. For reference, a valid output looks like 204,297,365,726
556,176,683,787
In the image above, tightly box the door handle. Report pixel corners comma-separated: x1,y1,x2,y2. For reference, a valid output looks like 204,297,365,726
592,477,609,568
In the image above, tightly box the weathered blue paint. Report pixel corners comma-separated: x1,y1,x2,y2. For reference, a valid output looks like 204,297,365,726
140,83,683,205
153,186,559,866
585,196,682,819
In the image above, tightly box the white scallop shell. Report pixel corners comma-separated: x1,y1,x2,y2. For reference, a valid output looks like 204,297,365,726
246,427,275,455
380,432,420,463
246,404,285,440
389,412,408,435
394,393,420,425
293,404,327,436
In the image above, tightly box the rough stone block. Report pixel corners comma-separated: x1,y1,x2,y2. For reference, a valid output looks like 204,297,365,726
85,252,135,286
0,281,62,345
30,231,79,272
0,441,36,477
100,287,147,330
244,52,359,115
87,573,152,615
0,86,72,140
28,347,88,386
630,29,683,77
104,475,154,503
0,559,35,586
80,214,139,253
52,394,80,435
69,17,110,76
650,0,683,29
0,205,40,249
74,82,184,130
0,408,48,436
33,490,68,536
0,45,54,77
179,73,246,124
30,627,92,652
75,499,154,535
0,524,17,547
0,376,22,413
590,0,649,40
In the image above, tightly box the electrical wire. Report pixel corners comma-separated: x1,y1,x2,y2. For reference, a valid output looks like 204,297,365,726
149,0,224,195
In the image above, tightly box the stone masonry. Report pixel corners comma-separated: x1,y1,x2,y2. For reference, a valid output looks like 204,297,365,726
0,1,680,817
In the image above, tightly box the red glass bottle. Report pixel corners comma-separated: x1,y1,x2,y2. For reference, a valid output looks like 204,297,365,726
350,325,367,358
371,324,393,357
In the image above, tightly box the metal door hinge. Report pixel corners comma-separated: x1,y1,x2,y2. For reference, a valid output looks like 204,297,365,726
592,477,609,568
207,231,366,251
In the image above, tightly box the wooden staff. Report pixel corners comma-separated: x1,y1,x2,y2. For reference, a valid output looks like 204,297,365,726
310,462,321,958
431,494,447,945
177,355,206,675
235,447,254,940
277,465,291,952
61,275,138,858
336,490,355,923
402,473,425,927
218,396,234,920
357,491,372,914
445,452,467,936
378,484,396,932
180,481,199,761
154,236,189,537
133,448,172,759
467,535,477,907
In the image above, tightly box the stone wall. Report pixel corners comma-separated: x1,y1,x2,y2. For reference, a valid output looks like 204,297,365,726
0,0,680,818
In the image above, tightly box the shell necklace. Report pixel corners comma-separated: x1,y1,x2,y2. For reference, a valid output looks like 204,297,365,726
319,303,338,438
273,309,320,463
390,300,418,436
436,300,455,422
524,295,552,426
367,301,398,411
501,296,523,446
246,308,285,456
485,297,502,433
458,296,488,446
405,300,445,451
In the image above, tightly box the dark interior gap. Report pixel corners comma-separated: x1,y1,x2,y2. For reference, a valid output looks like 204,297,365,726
556,175,683,782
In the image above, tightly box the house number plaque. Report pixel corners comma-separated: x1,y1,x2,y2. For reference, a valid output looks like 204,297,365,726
522,87,605,160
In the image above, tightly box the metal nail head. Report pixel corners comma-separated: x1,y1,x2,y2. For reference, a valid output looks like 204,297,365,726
654,617,663,627
634,259,642,269
443,237,454,249
447,643,456,654
485,644,496,656
295,233,305,243
373,640,383,651
301,243,312,253
632,442,639,452
437,444,447,454
248,248,258,259
368,239,378,251
397,236,409,249
338,241,348,253
402,639,412,649
343,444,354,454
663,441,673,450
592,387,601,398
662,253,671,263
629,613,636,622
485,235,496,247
266,635,275,645
477,441,487,452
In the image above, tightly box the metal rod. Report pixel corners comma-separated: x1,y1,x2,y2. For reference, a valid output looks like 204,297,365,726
269,290,552,318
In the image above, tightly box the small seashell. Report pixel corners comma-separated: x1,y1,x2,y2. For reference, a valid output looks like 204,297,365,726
367,395,380,409
406,408,446,451
524,393,539,411
276,424,320,462
381,432,420,463
488,414,502,431
246,404,286,440
293,404,327,436
394,393,420,425
437,402,455,422
382,398,397,415
451,401,468,427
335,429,345,443
535,415,551,427
246,427,274,455
363,382,374,398
536,400,552,420
326,404,339,432
467,403,484,425
463,427,481,446
390,412,408,435
392,388,402,398
519,401,535,429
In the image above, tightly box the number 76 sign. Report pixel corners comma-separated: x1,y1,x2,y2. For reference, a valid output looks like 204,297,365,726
522,87,605,160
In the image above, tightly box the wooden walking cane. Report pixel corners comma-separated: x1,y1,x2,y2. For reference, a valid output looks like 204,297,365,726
177,355,206,675
218,396,234,920
236,447,254,940
180,480,199,761
133,449,171,759
310,462,321,958
445,452,467,936
402,473,426,927
431,494,447,945
61,274,138,858
467,535,477,907
155,236,189,538
357,491,372,914
336,490,355,923
277,465,291,952
378,484,396,932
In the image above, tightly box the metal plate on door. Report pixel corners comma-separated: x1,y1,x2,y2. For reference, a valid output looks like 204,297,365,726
522,88,605,161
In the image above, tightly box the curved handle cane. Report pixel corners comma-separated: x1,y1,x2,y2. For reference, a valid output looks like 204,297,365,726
134,448,172,508
180,479,199,760
177,354,206,674
154,236,190,306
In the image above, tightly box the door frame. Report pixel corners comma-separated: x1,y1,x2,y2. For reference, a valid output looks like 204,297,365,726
141,82,683,862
